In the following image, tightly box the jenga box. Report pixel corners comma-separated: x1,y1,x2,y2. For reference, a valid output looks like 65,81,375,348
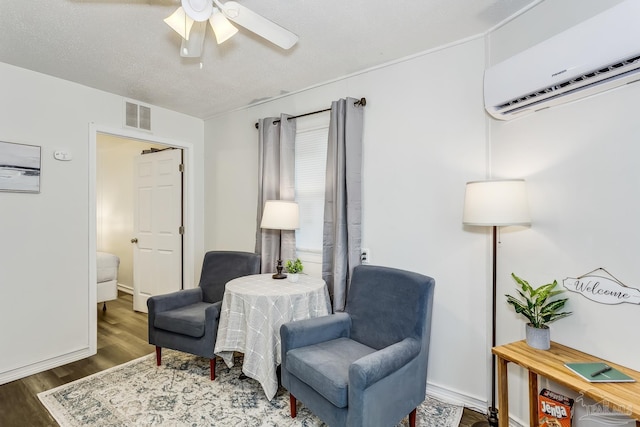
539,388,573,427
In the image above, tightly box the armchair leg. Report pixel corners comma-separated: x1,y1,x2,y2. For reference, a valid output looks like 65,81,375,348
210,358,216,381
409,408,417,427
289,394,297,418
155,346,161,366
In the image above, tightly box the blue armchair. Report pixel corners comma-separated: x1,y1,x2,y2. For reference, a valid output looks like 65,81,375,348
280,265,435,427
147,251,260,380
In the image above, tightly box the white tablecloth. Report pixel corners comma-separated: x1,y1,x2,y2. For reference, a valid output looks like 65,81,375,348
214,273,331,400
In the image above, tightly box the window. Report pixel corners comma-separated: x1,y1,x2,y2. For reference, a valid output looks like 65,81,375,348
294,114,329,255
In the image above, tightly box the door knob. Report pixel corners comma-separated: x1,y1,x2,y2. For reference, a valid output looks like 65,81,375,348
131,238,138,244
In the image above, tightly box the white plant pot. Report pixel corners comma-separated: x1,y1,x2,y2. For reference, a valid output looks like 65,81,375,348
288,273,299,283
526,324,550,350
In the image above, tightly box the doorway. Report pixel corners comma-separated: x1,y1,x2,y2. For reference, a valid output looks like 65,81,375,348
88,124,196,354
96,134,169,300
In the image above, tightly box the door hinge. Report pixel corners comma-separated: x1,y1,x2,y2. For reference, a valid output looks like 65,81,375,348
179,163,184,172
179,226,185,235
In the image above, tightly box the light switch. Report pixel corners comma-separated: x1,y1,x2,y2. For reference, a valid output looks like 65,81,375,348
54,150,72,161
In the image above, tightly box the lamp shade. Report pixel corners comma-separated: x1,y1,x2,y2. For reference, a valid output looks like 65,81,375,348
260,200,299,230
164,7,195,40
209,8,238,44
463,179,531,226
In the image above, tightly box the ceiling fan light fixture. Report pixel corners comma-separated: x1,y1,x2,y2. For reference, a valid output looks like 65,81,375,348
164,7,194,40
180,21,207,57
209,8,238,44
182,0,214,22
166,0,298,56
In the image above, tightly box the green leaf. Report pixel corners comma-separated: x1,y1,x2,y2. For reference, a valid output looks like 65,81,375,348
506,295,535,324
547,289,565,298
512,273,533,294
533,282,554,297
542,311,572,324
540,298,568,314
534,292,549,307
515,289,530,302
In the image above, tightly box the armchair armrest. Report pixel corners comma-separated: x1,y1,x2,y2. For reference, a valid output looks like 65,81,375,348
281,312,351,352
147,288,203,314
204,300,222,323
349,337,421,390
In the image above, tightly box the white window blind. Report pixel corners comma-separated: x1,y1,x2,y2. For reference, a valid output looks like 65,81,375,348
294,119,329,253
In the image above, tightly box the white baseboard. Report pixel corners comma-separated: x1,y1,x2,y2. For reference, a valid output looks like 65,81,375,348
117,283,133,294
509,416,527,427
427,381,486,412
426,382,527,427
0,347,93,386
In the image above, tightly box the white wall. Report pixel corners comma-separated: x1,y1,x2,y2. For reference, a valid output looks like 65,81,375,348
489,0,638,425
204,38,491,407
0,62,205,384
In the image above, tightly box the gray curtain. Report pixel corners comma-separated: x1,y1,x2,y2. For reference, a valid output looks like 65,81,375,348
322,98,364,312
255,115,296,273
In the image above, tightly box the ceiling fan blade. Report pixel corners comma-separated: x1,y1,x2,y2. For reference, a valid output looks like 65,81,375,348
180,21,207,57
217,1,298,49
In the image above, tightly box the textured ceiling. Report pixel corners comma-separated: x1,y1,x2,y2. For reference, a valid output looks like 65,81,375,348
0,0,539,119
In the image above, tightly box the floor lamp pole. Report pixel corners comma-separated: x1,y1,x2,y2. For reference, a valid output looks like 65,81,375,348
489,225,499,426
473,225,499,427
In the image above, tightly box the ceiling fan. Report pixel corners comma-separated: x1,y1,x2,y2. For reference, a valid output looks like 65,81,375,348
165,0,298,58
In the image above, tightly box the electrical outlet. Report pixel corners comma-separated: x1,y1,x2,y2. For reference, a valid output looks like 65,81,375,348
360,248,370,264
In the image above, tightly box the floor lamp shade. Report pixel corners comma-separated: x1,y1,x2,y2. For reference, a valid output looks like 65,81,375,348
463,179,531,226
260,200,300,230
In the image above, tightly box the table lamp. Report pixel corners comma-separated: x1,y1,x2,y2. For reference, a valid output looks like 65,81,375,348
260,200,300,279
462,179,531,427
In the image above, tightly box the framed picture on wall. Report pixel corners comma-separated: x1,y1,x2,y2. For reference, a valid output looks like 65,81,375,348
0,141,41,193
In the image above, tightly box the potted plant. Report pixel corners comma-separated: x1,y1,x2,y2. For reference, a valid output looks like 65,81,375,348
505,273,572,350
285,258,303,282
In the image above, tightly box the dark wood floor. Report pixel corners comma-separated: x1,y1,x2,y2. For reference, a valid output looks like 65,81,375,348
0,292,485,426
458,409,487,427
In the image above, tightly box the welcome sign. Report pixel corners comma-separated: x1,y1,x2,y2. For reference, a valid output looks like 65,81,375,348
563,270,640,305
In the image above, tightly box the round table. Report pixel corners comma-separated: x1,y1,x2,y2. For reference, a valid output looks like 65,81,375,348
214,273,331,400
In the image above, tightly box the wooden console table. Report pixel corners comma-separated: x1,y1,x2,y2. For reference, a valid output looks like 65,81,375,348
493,340,640,427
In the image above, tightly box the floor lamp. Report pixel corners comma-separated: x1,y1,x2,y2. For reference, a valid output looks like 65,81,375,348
462,179,531,427
260,200,300,279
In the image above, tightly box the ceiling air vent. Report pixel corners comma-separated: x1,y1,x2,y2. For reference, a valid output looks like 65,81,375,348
124,100,152,131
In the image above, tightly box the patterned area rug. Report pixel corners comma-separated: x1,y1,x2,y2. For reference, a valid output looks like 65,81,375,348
39,350,463,426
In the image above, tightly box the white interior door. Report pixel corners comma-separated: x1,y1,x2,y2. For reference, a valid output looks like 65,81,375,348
132,149,183,312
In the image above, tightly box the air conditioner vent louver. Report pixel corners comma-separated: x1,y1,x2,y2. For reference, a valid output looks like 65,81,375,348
484,0,640,120
496,55,640,112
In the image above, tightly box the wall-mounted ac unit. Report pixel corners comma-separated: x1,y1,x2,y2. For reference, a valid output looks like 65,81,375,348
484,0,640,121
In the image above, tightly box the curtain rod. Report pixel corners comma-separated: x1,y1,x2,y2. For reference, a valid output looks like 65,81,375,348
253,98,366,129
